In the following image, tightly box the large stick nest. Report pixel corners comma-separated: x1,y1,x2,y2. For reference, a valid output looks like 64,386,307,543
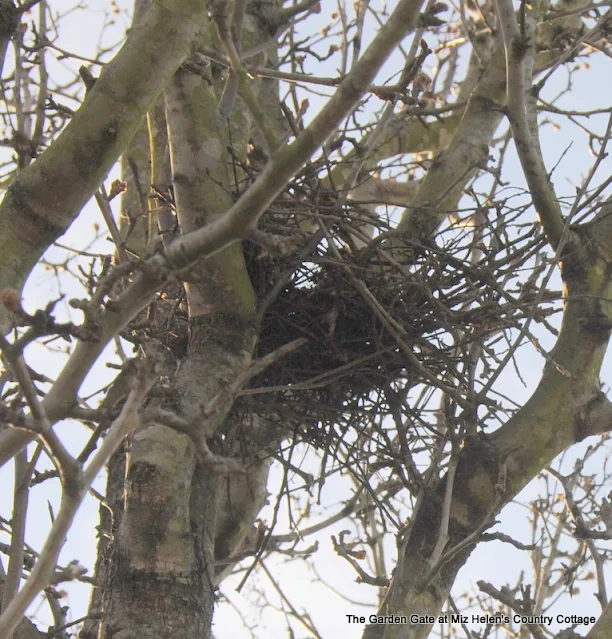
123,179,556,437
237,192,554,433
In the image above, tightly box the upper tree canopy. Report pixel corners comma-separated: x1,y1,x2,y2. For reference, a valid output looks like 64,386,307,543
0,1,611,639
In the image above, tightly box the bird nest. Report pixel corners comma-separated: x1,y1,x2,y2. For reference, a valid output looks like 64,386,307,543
240,206,523,433
123,183,554,436
251,251,443,392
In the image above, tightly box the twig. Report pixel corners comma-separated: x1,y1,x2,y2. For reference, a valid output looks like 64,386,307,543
477,581,547,639
0,333,77,476
545,466,608,608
